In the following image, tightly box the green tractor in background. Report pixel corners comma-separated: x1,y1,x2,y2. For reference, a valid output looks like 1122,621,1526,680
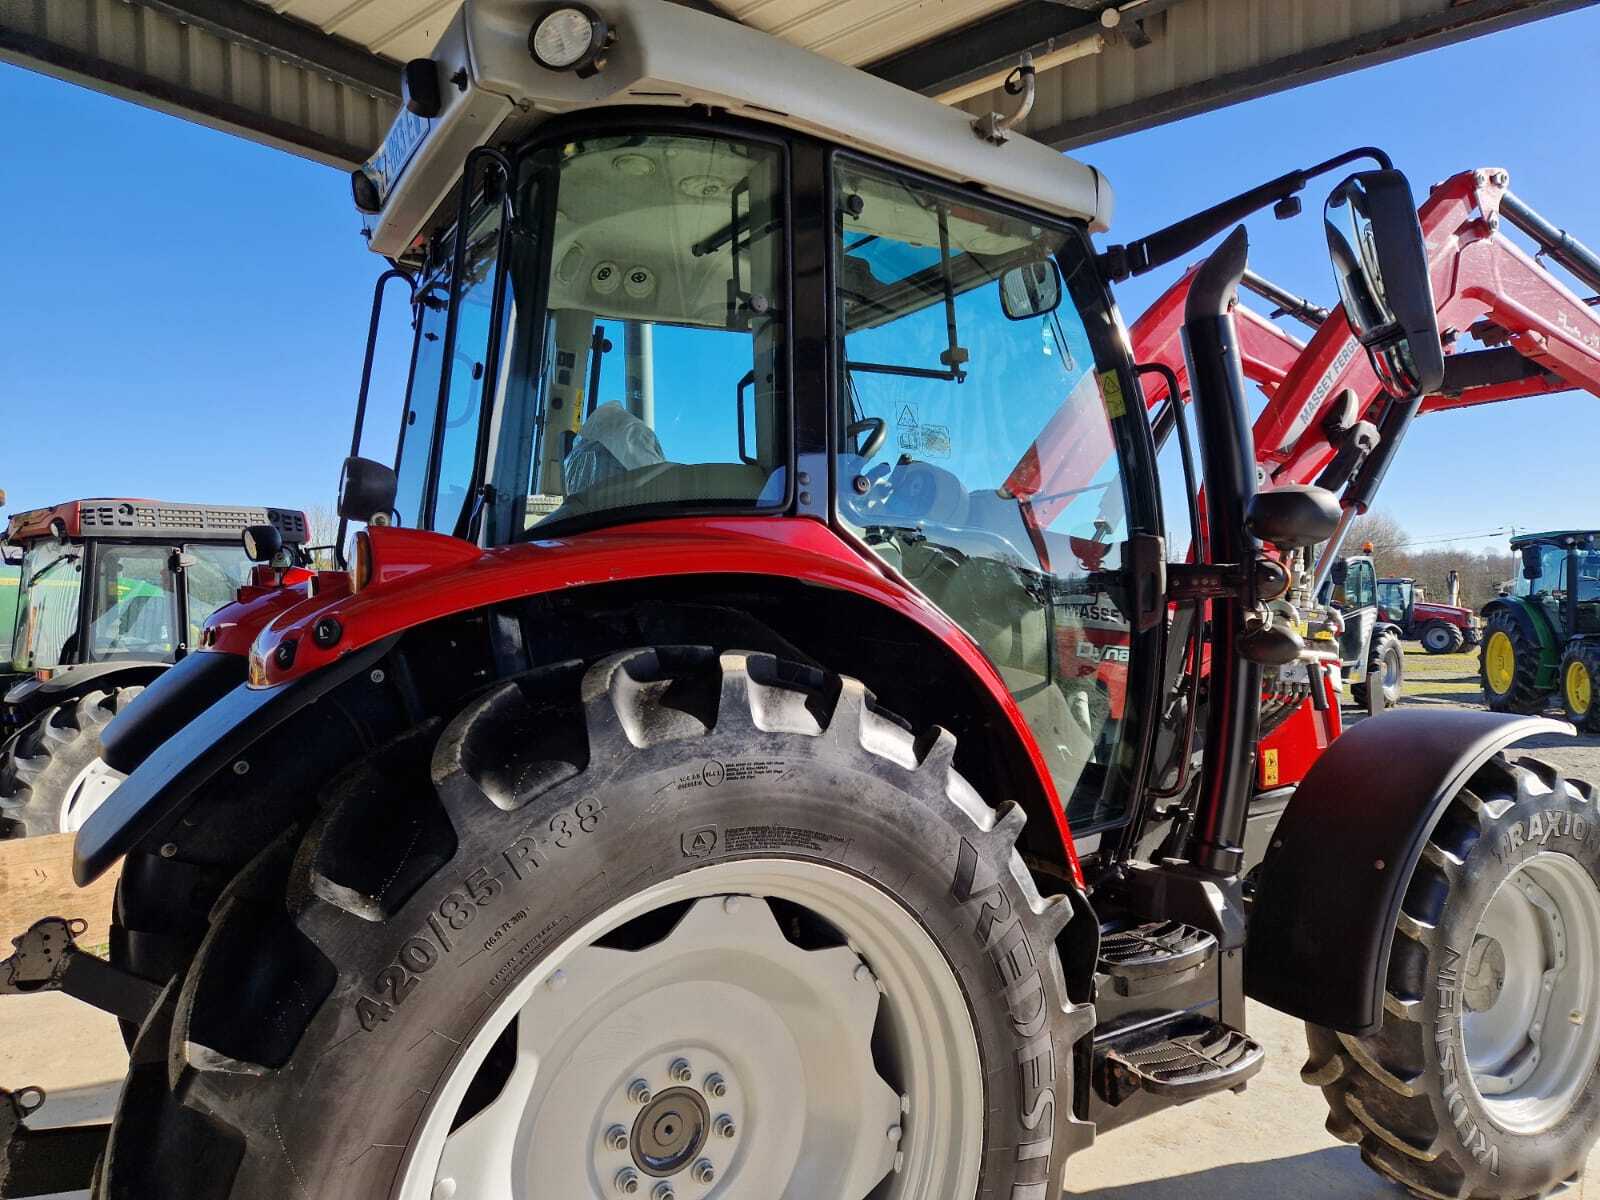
1481,530,1600,729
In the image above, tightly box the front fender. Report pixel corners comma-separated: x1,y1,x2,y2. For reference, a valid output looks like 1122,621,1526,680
73,639,395,884
1244,707,1570,1034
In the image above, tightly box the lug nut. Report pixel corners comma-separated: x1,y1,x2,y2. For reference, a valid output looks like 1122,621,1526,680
714,1114,737,1139
887,1124,903,1144
692,1159,715,1184
704,1073,727,1098
629,1079,653,1104
604,1124,628,1151
653,1184,675,1200
615,1168,641,1195
670,1057,693,1083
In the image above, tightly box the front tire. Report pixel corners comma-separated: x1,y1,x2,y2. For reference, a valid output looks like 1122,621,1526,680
0,687,144,837
1353,630,1404,713
1560,644,1600,734
1423,622,1466,655
97,648,1093,1200
1305,755,1600,1199
1481,614,1545,715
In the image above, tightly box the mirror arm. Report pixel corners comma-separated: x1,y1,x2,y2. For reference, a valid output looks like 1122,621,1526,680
337,266,417,568
1099,146,1393,283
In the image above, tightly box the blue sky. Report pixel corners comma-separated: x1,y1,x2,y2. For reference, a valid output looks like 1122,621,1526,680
2,5,1598,555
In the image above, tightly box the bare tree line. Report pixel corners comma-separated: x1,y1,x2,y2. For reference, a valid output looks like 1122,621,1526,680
1343,510,1516,611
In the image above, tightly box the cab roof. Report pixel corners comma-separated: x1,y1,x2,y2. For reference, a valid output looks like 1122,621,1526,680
3,501,310,546
362,0,1111,258
1510,530,1600,548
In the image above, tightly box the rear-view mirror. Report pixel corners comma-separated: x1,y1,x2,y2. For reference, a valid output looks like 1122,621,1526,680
999,259,1062,320
338,456,399,525
1522,543,1542,581
1324,169,1443,400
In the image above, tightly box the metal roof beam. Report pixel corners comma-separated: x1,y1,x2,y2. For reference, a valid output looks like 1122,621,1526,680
137,0,399,101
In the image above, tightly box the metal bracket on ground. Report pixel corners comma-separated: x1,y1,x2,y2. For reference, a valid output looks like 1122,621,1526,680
1,916,162,1026
0,1085,108,1198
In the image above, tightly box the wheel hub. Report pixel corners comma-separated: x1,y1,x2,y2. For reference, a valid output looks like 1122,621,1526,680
631,1086,711,1177
1463,934,1508,1013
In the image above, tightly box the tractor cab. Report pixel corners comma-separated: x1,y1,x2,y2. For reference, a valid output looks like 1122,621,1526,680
1482,529,1600,727
0,500,308,837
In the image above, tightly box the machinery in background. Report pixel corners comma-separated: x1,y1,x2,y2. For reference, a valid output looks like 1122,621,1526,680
1378,574,1481,652
0,499,306,836
1481,529,1600,729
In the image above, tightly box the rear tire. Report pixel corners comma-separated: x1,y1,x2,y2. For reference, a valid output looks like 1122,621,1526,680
95,648,1093,1200
1304,755,1600,1199
0,687,144,838
1481,613,1545,716
1560,644,1600,734
1423,622,1466,655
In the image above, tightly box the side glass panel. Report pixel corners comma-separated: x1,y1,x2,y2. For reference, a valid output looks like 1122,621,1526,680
0,563,18,668
12,541,83,671
1351,559,1376,608
87,545,177,662
832,159,1138,832
391,196,506,534
393,282,447,530
433,201,507,537
489,132,787,538
184,544,253,646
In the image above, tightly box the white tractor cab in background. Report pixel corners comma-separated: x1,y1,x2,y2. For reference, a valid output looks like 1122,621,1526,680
6,5,1598,1200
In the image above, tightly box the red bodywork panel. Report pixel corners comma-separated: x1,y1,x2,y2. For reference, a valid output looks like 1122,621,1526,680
209,519,1082,882
5,502,86,542
1409,600,1474,629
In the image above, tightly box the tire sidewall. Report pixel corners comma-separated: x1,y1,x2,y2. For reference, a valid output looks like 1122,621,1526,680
244,727,1074,1198
1421,786,1600,1193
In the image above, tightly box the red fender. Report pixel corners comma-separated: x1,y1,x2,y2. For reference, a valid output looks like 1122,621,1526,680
234,517,1082,882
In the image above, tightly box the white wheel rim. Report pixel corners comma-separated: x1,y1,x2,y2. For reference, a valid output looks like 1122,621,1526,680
1463,852,1600,1133
397,860,985,1200
1425,627,1449,651
1381,648,1403,691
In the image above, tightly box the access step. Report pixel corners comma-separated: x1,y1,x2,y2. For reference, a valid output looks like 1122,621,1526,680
1100,1020,1265,1106
1097,920,1216,996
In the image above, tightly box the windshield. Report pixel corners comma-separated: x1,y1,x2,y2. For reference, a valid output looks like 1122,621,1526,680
398,130,790,544
1376,579,1409,614
832,158,1144,833
87,544,178,661
12,540,84,671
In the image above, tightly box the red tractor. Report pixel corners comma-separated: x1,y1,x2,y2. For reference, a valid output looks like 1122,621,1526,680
1379,575,1481,653
4,8,1598,1200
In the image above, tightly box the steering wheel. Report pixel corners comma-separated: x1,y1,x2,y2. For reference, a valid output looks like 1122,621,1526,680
847,417,888,461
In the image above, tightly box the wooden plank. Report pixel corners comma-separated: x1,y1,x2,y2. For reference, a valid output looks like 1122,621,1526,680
0,835,120,953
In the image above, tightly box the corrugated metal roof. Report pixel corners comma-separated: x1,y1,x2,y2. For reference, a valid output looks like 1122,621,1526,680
1,0,1592,169
265,0,465,63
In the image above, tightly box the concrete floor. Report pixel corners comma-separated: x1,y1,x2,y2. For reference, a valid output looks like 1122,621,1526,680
6,987,1600,1199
